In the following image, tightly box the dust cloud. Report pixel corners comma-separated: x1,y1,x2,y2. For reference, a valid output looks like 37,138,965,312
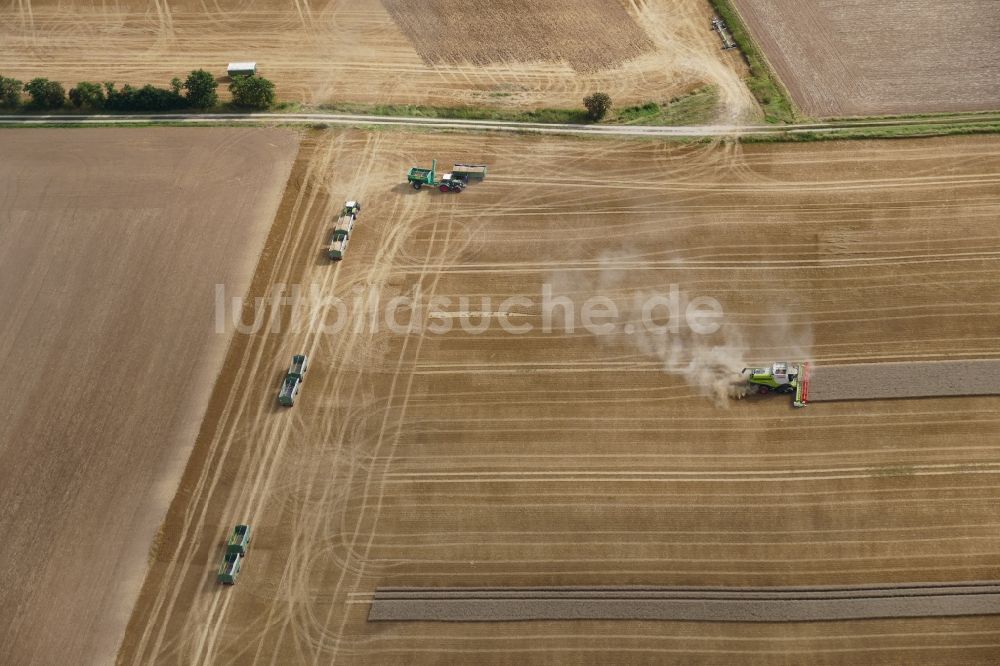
552,250,813,407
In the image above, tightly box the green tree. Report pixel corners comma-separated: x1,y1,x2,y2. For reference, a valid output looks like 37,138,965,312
229,75,275,110
583,92,612,122
183,69,217,108
68,81,105,110
170,77,182,95
23,78,66,110
0,75,22,108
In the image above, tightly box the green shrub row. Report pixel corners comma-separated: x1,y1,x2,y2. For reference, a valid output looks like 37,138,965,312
0,70,276,112
706,0,796,123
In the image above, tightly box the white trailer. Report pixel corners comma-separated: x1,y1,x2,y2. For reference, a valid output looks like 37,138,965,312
227,62,257,77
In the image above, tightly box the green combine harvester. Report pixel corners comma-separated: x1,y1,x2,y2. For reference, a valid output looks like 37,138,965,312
742,361,809,408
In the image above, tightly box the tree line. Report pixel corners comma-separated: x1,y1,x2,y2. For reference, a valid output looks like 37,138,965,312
0,70,276,112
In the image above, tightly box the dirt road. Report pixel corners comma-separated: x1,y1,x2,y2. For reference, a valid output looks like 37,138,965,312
116,131,1000,665
0,0,753,119
0,127,298,665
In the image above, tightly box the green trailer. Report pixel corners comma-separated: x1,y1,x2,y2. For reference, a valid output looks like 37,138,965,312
278,354,308,406
407,159,436,190
452,163,487,181
328,229,349,261
328,205,356,260
406,159,466,192
217,551,242,585
226,524,252,556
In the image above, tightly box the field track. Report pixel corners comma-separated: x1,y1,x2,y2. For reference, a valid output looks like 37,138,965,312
4,110,1000,137
369,583,1000,622
0,0,752,118
118,130,1000,665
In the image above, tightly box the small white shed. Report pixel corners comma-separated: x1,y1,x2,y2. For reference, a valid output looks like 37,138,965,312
227,62,257,77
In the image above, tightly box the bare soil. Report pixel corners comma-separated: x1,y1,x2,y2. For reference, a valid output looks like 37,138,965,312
118,131,1000,665
381,0,653,73
731,0,1000,117
0,127,298,666
0,0,754,119
369,583,1000,622
810,360,1000,402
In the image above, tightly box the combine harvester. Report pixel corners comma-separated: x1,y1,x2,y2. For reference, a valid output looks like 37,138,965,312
742,362,809,408
328,200,361,261
407,160,488,192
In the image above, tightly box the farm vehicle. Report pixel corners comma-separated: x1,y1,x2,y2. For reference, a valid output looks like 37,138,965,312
329,200,361,260
278,354,309,406
217,524,252,585
407,160,488,192
742,361,809,408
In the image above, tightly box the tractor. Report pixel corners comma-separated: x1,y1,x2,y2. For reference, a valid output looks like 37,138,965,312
407,159,467,192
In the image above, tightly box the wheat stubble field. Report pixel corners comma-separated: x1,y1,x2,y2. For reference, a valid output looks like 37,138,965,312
118,130,1000,665
0,0,753,118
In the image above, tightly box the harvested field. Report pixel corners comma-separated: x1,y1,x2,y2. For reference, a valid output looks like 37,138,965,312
0,128,298,665
380,0,653,73
730,0,1000,117
369,583,1000,622
118,131,1000,665
0,0,754,119
810,360,1000,402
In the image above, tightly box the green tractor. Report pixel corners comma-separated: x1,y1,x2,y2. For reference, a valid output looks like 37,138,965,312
742,362,809,408
406,159,466,192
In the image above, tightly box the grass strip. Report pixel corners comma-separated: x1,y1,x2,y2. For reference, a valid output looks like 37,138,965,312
706,0,796,123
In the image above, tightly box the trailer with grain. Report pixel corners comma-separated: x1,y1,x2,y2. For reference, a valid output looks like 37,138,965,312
278,354,309,406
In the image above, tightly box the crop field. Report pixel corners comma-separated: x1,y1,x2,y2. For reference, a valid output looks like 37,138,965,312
118,130,1000,665
730,0,1000,117
0,0,752,119
0,127,298,665
381,0,654,73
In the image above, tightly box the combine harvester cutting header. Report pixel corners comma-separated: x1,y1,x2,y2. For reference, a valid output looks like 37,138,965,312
742,362,809,408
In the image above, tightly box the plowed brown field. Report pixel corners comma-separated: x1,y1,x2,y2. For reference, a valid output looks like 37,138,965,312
0,0,754,119
731,0,1000,117
381,0,653,73
118,130,1000,665
0,127,298,666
